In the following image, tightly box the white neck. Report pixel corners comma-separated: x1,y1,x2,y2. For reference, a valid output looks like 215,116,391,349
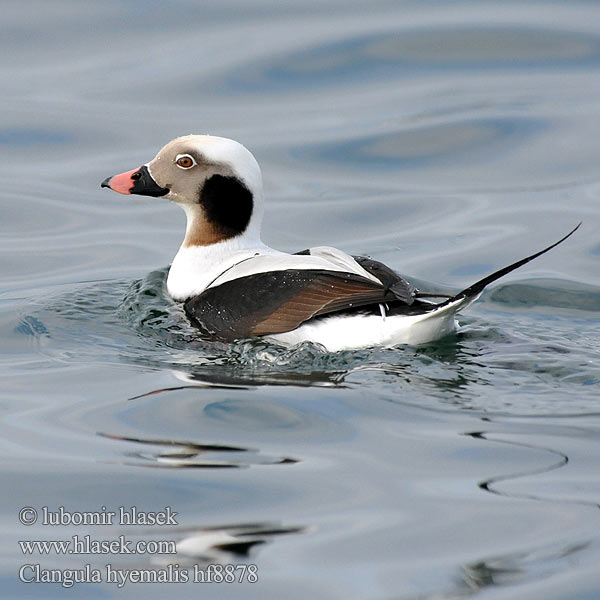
167,179,274,300
167,220,277,301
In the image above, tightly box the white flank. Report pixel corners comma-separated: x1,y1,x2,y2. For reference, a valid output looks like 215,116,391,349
268,296,477,351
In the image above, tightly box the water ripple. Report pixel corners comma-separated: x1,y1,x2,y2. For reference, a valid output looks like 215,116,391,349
294,117,544,170
98,433,299,469
215,26,600,94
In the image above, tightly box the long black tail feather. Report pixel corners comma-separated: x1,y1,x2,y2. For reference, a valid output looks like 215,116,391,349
446,222,581,305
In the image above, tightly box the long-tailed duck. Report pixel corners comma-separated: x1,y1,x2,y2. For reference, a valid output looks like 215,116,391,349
101,135,579,352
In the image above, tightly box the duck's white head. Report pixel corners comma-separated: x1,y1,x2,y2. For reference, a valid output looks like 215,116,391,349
102,135,264,247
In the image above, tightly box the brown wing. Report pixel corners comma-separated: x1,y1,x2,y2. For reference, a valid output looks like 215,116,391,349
251,273,388,335
183,269,398,341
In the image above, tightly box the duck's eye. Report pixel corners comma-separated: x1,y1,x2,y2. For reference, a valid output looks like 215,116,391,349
175,154,196,169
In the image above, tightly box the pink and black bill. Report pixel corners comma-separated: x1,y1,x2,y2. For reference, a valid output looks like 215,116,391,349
101,165,169,197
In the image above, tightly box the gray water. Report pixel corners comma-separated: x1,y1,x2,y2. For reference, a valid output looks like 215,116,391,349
2,1,600,598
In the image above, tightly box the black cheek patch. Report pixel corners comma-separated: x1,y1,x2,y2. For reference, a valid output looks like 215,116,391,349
199,175,253,237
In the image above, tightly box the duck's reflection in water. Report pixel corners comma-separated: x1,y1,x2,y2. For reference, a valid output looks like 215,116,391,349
99,432,299,469
460,538,592,594
172,522,307,566
97,432,306,568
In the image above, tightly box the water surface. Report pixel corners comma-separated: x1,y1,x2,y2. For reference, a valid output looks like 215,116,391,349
1,1,599,599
